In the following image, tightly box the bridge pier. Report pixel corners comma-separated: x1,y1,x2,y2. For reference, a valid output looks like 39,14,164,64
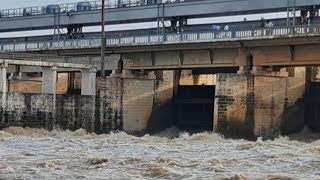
95,69,178,135
214,67,306,138
42,66,57,94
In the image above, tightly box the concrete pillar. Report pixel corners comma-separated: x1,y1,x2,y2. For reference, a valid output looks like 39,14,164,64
42,66,57,94
0,63,8,93
173,70,181,97
81,68,97,96
237,66,245,74
305,66,312,97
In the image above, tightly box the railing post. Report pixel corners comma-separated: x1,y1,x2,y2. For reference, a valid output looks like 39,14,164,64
232,30,236,38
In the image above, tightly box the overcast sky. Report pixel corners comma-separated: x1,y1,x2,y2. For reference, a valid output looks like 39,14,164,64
0,0,288,38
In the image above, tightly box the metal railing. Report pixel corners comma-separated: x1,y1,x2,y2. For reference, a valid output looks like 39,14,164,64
0,0,183,19
1,25,320,52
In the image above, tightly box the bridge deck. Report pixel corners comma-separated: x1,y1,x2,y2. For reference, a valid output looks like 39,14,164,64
1,25,319,53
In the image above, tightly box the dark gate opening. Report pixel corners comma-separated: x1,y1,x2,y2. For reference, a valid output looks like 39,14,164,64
305,82,320,131
173,85,215,132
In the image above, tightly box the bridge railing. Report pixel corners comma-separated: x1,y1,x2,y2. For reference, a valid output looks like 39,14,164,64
1,25,320,52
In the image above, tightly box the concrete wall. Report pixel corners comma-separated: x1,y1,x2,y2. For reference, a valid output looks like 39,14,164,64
148,71,175,133
96,77,123,133
97,76,173,135
214,74,250,137
214,70,306,138
154,71,174,105
0,74,175,135
122,79,154,133
0,92,97,132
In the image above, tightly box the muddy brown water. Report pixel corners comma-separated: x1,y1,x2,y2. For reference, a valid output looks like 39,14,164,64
0,127,319,179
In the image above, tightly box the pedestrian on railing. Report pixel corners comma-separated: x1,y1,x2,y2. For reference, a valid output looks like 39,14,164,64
223,24,229,31
301,10,308,25
260,20,265,28
265,20,273,28
220,24,229,38
259,19,266,36
211,24,220,31
265,20,273,35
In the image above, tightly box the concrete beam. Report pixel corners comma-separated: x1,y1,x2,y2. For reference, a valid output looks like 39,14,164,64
0,59,93,69
123,48,244,70
252,44,320,66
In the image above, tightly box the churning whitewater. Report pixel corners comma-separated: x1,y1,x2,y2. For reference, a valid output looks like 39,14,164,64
0,127,319,179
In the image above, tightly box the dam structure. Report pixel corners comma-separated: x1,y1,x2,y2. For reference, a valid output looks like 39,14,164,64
1,0,320,138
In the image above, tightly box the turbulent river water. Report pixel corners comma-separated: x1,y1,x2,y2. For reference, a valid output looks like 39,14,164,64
0,127,319,180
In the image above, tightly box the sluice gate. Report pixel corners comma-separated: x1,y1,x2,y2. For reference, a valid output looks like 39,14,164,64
173,85,215,132
305,82,320,131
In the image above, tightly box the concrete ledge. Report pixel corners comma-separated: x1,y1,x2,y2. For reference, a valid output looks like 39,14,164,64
0,59,94,69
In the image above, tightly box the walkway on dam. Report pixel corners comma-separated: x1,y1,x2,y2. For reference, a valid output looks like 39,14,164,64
1,25,320,53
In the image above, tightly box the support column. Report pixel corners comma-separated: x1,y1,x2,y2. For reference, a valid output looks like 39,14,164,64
173,70,181,97
42,66,57,94
0,63,8,109
305,66,312,97
67,72,76,94
81,68,97,96
0,63,8,93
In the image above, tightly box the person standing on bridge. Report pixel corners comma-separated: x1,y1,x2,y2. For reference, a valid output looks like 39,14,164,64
260,20,266,28
259,20,266,36
265,20,274,28
211,24,221,31
223,24,229,31
265,20,274,35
